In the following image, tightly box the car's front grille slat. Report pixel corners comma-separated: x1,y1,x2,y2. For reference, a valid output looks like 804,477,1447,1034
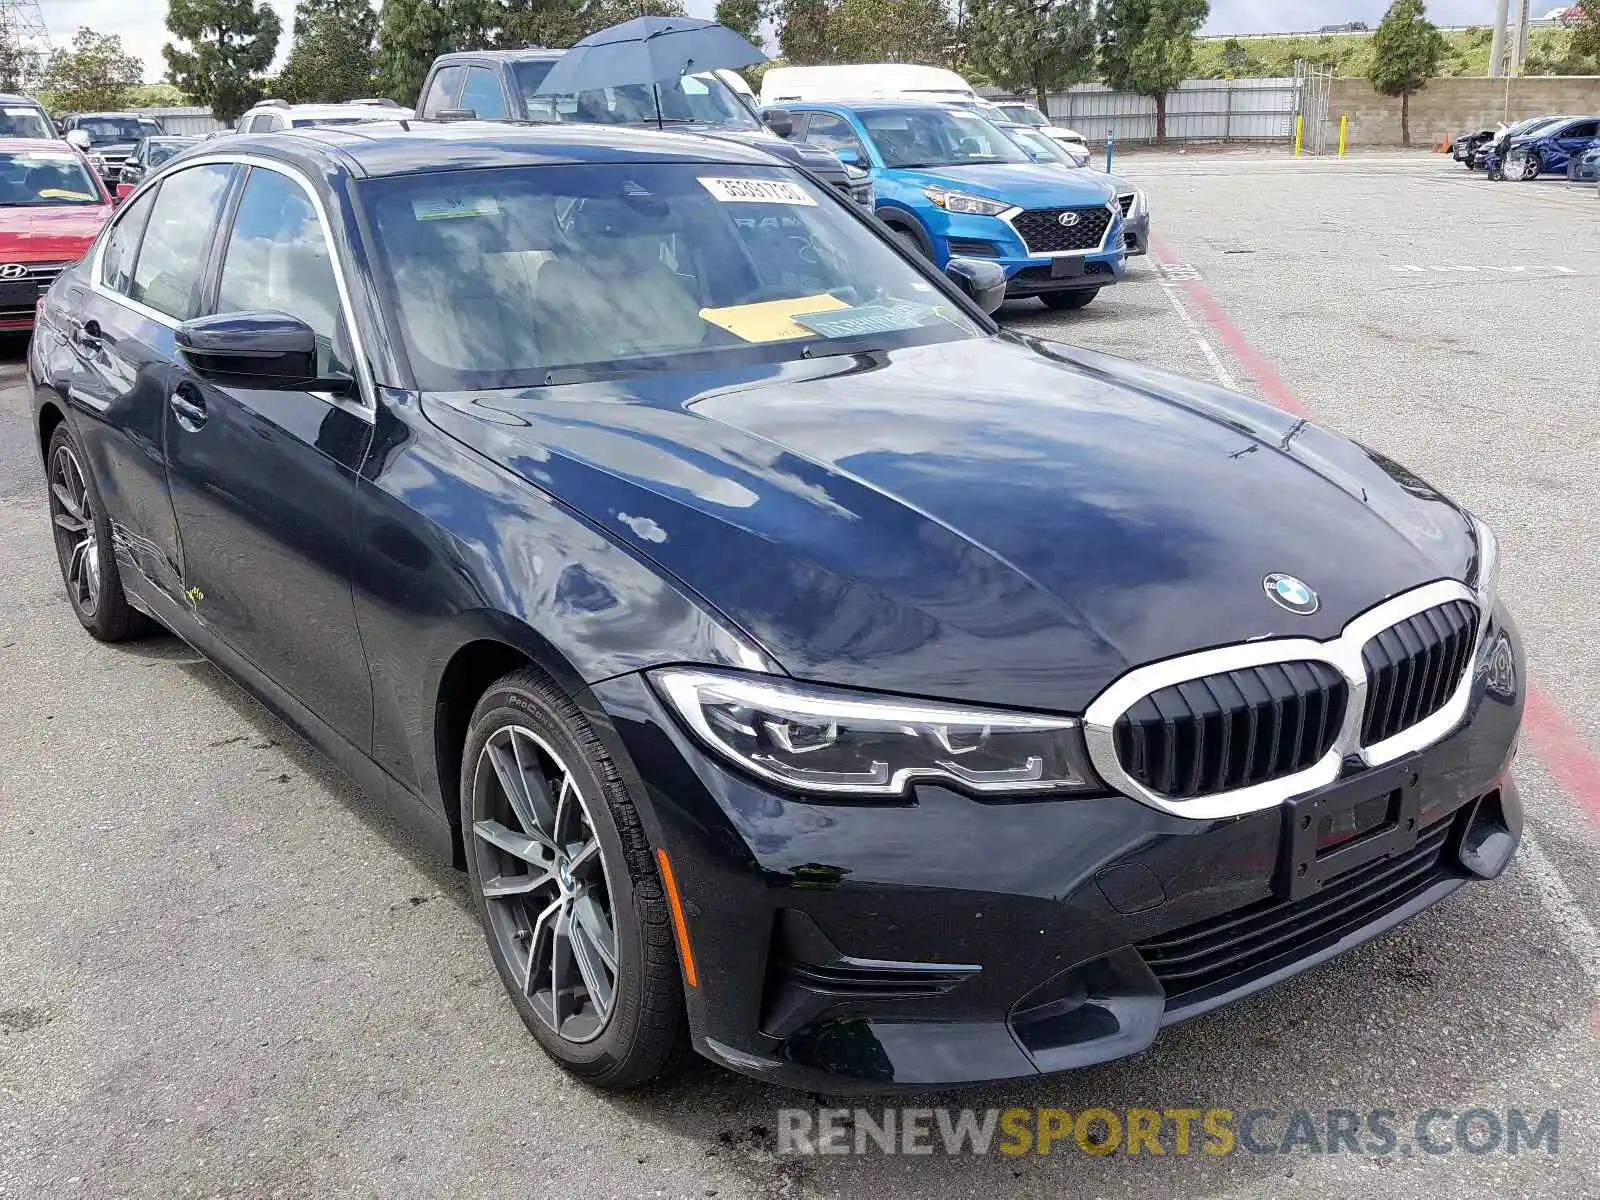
1113,661,1347,800
1010,206,1112,254
1139,820,1456,1007
1360,600,1477,746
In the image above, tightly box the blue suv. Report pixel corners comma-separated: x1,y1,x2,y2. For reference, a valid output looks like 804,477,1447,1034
781,100,1126,310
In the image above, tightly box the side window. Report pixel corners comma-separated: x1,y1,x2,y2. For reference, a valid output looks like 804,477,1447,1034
236,112,253,132
129,163,233,319
255,113,282,133
99,187,159,295
801,113,868,163
1566,121,1598,139
460,67,506,119
215,166,350,376
420,66,466,117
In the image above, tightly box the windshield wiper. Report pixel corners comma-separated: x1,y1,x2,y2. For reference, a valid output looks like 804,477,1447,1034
801,335,891,361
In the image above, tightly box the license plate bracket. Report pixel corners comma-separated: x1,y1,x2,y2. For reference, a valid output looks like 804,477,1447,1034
1050,257,1086,279
1275,760,1423,901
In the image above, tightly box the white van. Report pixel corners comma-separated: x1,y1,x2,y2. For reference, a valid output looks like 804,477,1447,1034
759,64,977,108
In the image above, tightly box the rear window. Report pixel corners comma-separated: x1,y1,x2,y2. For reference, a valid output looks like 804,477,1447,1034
359,162,979,391
0,105,51,138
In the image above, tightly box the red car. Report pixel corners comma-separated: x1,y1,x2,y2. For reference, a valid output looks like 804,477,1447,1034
0,138,113,333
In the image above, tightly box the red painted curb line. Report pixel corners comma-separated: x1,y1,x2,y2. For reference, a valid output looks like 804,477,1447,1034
1147,234,1600,829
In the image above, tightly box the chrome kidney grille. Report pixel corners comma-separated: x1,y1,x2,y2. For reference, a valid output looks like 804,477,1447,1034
1083,582,1484,820
1112,661,1349,800
1360,599,1478,746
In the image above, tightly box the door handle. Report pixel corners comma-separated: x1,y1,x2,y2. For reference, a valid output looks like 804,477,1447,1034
169,386,207,431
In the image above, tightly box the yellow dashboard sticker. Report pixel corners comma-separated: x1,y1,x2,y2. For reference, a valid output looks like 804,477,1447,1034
699,293,849,343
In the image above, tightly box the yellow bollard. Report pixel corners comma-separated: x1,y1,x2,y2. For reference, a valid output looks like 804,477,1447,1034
1295,114,1304,156
1339,113,1348,156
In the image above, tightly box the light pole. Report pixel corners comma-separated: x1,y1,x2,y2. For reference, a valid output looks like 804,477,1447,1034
1487,0,1510,77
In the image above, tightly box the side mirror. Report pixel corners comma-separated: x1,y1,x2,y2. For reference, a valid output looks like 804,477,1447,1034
114,182,135,202
763,108,794,138
435,107,477,122
944,258,1008,315
176,311,348,391
66,130,91,150
834,147,860,166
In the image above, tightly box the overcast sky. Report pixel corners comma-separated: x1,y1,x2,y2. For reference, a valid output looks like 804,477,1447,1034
41,1,1521,84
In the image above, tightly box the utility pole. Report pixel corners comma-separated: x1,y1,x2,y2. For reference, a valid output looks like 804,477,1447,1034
1510,0,1531,75
1487,0,1510,77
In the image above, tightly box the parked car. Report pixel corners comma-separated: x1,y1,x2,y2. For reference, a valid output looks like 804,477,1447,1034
0,93,56,139
415,49,872,211
993,100,1089,159
784,99,1126,309
760,62,978,108
0,139,112,333
1570,142,1600,183
117,135,202,189
61,112,164,183
233,100,416,133
997,121,1147,254
28,119,1523,1095
1481,114,1598,180
1452,124,1503,168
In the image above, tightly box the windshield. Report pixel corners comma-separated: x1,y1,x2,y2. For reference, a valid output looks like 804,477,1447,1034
361,162,979,391
860,107,1031,169
75,117,154,145
998,104,1049,127
147,140,191,165
0,149,103,207
1516,118,1568,139
514,62,760,130
0,105,52,138
1008,126,1077,166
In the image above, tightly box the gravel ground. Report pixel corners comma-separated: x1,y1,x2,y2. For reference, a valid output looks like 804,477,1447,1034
1,151,1596,1200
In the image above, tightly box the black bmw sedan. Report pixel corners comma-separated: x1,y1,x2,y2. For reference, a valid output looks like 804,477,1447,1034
28,122,1523,1092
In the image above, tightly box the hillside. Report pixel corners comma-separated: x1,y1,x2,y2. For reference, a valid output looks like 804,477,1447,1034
1190,26,1594,79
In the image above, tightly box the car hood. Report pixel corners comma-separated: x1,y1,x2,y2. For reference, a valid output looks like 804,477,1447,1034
886,162,1116,207
87,142,137,158
0,204,111,259
421,335,1475,712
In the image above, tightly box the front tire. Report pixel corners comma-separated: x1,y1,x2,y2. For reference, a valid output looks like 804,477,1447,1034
460,667,689,1089
45,424,150,642
1518,154,1541,181
1040,288,1100,311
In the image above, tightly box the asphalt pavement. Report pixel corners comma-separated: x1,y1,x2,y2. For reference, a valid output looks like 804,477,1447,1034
1,151,1596,1199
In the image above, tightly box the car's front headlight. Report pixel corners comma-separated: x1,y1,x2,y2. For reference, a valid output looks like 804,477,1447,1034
1469,513,1499,614
651,668,1099,798
923,188,1012,217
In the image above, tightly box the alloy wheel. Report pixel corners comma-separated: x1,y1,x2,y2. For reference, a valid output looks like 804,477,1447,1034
471,725,620,1044
48,443,101,617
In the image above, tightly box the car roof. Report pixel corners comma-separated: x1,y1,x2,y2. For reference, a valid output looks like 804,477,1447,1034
72,111,147,119
0,138,84,153
787,98,971,113
432,48,567,63
0,93,45,105
195,121,792,179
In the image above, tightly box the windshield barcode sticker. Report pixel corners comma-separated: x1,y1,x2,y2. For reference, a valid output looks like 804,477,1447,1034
411,196,501,221
697,177,817,206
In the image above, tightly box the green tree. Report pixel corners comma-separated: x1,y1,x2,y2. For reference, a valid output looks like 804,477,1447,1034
966,0,1094,109
832,0,952,62
376,0,498,104
1367,0,1445,147
774,0,834,64
714,0,764,46
165,0,283,123
1097,0,1208,145
1568,3,1600,69
0,36,42,93
277,0,380,102
40,28,146,114
498,0,587,48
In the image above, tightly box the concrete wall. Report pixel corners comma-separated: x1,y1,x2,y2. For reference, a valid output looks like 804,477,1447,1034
1328,76,1600,147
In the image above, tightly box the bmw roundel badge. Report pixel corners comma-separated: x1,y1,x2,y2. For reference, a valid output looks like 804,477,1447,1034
1263,573,1319,615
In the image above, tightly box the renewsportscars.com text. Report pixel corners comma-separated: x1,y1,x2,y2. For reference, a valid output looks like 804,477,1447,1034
777,1107,1559,1158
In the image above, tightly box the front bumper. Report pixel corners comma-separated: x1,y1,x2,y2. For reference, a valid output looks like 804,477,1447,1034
593,617,1524,1093
917,206,1127,295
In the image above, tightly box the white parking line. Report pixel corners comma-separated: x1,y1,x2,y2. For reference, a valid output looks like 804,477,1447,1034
1154,275,1239,390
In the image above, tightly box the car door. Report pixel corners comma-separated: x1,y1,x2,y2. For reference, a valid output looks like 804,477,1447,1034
1555,119,1598,168
61,162,236,607
163,161,376,748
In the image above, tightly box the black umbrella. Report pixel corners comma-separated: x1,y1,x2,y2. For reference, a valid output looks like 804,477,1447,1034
533,17,766,129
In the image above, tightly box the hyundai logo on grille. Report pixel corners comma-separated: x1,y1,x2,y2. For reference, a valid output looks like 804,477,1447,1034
1264,573,1319,615
1056,211,1082,227
0,264,27,280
